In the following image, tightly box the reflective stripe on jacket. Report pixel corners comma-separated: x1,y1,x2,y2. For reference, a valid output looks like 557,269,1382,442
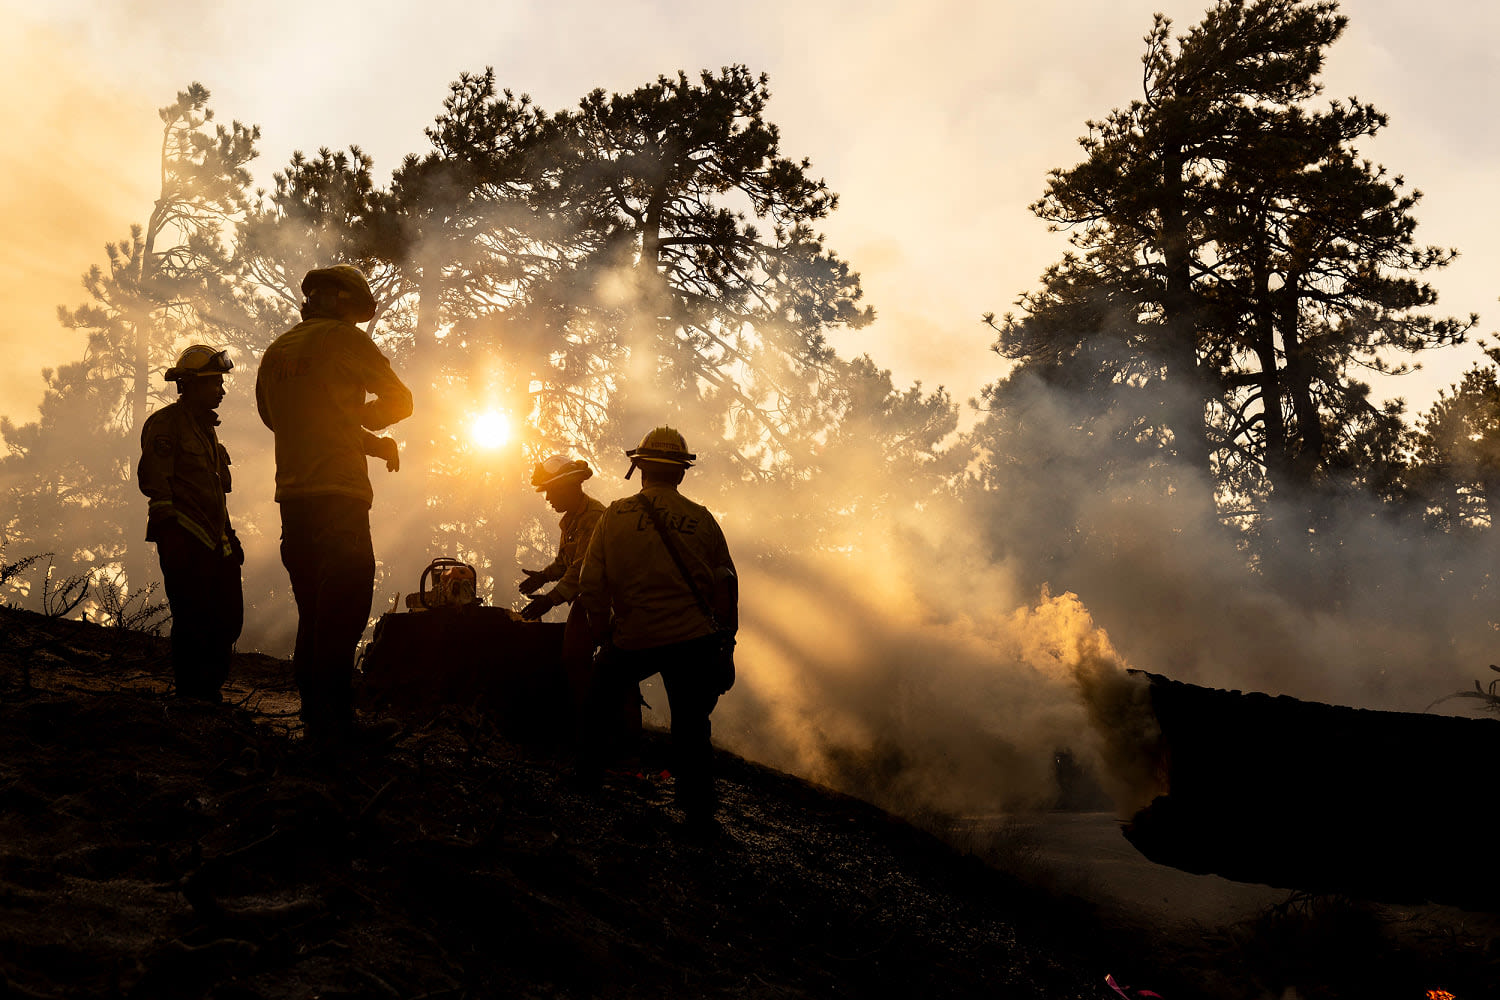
255,316,412,506
137,401,233,553
578,485,735,651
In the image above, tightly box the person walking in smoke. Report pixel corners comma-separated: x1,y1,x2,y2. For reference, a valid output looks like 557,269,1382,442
576,426,738,834
256,264,412,749
137,345,245,702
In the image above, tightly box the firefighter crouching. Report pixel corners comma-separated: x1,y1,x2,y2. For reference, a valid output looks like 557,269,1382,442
137,345,245,702
255,264,412,749
576,426,738,834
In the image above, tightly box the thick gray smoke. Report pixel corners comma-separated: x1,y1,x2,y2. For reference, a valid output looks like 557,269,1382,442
684,364,1495,824
11,295,1491,828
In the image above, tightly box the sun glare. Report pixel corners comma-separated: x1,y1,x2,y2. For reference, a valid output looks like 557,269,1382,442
471,410,512,449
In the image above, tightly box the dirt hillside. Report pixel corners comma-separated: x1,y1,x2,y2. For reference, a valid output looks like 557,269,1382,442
1,605,1493,999
0,606,1122,999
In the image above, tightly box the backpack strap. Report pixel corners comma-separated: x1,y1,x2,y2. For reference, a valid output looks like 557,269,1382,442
636,494,722,633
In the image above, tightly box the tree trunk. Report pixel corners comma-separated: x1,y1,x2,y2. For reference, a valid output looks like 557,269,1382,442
124,194,169,596
1158,147,1219,521
1279,285,1324,489
1250,228,1290,496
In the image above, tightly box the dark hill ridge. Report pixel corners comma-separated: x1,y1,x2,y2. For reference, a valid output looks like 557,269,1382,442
0,606,1111,999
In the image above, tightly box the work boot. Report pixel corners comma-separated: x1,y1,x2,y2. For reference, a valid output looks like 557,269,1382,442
173,683,224,704
302,716,404,756
675,811,726,845
564,754,605,796
349,716,405,749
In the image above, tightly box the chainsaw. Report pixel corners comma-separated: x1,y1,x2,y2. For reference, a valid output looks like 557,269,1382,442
403,557,479,610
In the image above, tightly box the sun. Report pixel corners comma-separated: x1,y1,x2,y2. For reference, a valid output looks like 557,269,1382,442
470,410,512,449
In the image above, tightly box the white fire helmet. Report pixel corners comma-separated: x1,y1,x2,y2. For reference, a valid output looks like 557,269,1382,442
531,454,593,492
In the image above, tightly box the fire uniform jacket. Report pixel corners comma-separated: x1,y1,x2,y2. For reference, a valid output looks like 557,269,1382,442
538,496,606,605
577,486,736,651
255,316,412,507
137,401,235,555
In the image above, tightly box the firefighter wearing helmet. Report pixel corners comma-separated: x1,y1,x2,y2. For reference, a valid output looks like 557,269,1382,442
518,454,606,621
576,425,738,835
137,344,244,702
255,264,413,750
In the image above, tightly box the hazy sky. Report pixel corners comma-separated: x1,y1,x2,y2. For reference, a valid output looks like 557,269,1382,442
3,0,1497,427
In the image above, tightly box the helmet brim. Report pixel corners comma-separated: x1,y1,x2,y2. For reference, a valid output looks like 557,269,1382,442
625,448,696,466
533,469,592,491
164,349,233,382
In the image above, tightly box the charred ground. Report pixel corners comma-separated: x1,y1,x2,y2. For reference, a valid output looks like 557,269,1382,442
0,605,1494,999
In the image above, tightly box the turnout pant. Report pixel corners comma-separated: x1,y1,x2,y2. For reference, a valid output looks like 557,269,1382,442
278,495,376,736
583,633,724,821
155,522,243,700
562,603,641,754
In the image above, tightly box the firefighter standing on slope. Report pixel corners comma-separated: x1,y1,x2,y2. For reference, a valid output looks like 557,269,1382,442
520,453,642,752
255,264,412,749
518,454,606,621
137,345,245,702
576,426,738,834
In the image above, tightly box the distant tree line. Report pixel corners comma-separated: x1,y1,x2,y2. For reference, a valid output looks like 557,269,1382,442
4,0,1499,648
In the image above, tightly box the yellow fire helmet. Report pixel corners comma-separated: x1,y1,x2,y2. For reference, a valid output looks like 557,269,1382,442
301,264,377,322
531,454,593,491
164,345,233,382
624,426,695,479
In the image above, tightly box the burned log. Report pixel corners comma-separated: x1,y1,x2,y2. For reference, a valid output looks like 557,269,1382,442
1124,670,1500,911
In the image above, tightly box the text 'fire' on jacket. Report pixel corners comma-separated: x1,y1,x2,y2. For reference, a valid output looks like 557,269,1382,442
577,486,736,650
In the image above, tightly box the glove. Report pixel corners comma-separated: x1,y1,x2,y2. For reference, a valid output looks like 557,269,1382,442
371,436,400,472
521,593,556,620
227,527,246,567
518,569,549,596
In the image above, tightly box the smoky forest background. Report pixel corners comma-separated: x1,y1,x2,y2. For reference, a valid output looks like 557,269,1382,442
5,0,1499,819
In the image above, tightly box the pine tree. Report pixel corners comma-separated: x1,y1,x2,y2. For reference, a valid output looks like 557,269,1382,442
534,66,875,480
4,84,259,600
983,0,1470,557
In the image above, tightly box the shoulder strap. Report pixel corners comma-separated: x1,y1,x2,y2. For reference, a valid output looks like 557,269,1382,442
637,494,721,632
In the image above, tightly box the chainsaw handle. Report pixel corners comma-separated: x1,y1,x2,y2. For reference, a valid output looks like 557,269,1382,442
420,557,473,604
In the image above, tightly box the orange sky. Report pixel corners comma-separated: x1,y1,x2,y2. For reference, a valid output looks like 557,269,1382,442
0,23,159,424
3,0,1497,427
